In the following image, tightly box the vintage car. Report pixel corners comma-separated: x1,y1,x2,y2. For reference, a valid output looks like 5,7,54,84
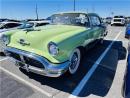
0,21,22,53
3,12,107,77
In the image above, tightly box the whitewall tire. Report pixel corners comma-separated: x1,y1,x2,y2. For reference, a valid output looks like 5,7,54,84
69,48,81,75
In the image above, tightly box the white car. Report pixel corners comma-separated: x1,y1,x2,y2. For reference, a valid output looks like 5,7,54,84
111,16,126,26
0,21,22,34
0,21,22,53
28,20,50,27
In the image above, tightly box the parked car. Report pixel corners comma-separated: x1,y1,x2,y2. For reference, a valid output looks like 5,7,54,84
125,24,130,38
122,42,130,98
111,16,126,26
19,20,50,29
106,17,112,24
27,20,50,27
0,19,8,23
0,21,22,34
3,12,107,77
0,22,22,53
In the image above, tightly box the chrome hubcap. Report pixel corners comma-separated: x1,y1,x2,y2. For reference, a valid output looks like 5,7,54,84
70,53,78,70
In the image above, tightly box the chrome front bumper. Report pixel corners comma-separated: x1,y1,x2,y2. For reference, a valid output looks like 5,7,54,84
4,47,70,77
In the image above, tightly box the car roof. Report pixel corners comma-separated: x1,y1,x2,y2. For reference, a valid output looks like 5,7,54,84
54,11,87,14
52,11,99,17
28,20,49,23
1,21,19,24
114,15,125,18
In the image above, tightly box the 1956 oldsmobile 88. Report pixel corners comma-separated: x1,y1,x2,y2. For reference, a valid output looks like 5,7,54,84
2,12,107,77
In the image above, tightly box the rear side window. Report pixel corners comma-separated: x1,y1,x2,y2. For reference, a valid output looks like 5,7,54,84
90,16,101,26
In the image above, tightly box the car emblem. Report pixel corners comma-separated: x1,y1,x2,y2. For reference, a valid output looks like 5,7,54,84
18,39,30,46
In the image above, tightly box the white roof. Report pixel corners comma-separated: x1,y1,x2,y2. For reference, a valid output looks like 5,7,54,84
0,21,19,24
28,20,50,23
53,11,88,15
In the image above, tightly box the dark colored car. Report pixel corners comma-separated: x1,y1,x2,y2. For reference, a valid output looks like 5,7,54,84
125,24,130,38
122,42,130,98
106,17,112,24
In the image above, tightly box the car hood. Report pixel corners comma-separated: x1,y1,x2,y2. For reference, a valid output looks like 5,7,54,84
8,25,87,62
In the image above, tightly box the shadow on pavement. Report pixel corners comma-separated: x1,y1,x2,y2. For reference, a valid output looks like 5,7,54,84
79,40,127,97
19,40,127,97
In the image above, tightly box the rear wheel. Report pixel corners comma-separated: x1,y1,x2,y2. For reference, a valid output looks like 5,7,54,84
68,48,81,75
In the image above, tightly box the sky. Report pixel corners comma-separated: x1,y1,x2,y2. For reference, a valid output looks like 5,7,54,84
0,0,130,20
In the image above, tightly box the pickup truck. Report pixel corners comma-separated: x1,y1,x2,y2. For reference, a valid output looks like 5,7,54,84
3,12,107,77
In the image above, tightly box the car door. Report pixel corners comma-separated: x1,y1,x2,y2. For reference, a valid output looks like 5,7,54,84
89,15,104,40
82,15,94,46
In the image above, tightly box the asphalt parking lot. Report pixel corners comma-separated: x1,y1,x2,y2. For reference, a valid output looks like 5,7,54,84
0,25,129,98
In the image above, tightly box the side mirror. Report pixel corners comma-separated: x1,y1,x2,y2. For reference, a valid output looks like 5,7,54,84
98,23,106,28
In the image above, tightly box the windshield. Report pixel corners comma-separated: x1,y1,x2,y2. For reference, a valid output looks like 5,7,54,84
114,19,122,22
50,13,89,27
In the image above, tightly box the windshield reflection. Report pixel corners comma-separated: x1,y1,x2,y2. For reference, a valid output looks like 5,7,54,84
50,13,89,27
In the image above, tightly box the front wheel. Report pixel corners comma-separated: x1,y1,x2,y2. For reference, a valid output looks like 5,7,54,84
68,48,81,75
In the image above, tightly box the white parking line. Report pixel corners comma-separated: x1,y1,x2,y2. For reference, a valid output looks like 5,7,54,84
68,31,122,98
0,66,53,97
0,57,8,62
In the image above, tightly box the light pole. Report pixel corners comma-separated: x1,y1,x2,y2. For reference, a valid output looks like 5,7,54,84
36,4,39,20
74,0,76,11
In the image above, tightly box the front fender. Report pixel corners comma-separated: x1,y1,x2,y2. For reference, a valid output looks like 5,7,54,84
51,32,87,62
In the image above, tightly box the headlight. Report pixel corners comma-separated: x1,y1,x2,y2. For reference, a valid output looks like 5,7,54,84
48,42,59,56
1,35,10,45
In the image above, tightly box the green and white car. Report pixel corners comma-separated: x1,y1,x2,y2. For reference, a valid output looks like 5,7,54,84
3,12,107,77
